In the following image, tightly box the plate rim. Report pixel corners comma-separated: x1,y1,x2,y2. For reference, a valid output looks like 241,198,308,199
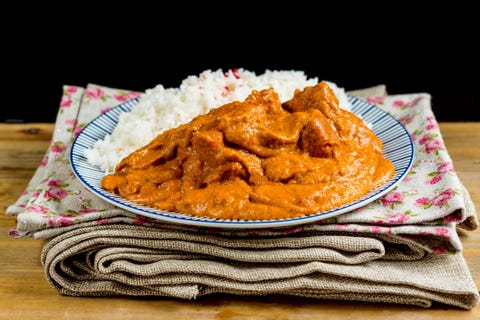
70,95,414,229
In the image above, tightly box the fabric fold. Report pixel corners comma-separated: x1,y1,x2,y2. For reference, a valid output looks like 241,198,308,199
41,224,479,309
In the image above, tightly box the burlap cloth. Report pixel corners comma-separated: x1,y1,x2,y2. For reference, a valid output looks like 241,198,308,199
6,81,480,309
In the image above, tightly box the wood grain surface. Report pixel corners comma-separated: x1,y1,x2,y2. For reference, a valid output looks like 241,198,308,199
1,122,479,319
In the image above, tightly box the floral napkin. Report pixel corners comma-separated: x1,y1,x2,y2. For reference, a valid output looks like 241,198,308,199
7,84,478,253
5,82,480,308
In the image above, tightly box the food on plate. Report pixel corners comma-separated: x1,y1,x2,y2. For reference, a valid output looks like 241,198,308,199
84,69,350,172
101,81,395,220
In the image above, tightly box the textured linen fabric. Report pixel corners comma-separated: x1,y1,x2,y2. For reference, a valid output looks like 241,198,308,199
40,223,479,308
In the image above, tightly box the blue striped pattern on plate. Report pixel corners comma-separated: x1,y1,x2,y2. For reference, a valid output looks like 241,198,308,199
70,96,414,229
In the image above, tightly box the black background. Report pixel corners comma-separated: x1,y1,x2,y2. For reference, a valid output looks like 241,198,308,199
3,5,479,123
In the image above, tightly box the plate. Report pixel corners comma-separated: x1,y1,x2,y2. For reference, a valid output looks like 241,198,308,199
70,96,414,229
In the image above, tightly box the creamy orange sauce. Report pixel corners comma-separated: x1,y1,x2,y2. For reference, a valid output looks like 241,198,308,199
102,82,395,220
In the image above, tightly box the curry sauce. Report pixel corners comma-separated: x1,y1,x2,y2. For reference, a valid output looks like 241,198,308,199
102,82,395,220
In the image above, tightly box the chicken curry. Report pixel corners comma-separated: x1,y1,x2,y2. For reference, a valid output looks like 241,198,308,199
102,82,395,220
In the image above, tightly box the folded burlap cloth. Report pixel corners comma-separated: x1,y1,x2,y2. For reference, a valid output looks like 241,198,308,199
6,83,479,309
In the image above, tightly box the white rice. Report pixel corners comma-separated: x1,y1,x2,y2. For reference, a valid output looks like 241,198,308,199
84,68,351,173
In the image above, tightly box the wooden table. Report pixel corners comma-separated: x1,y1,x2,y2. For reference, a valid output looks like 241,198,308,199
1,122,479,319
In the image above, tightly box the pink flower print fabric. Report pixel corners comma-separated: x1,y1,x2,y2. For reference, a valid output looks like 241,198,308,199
6,85,478,255
7,84,142,238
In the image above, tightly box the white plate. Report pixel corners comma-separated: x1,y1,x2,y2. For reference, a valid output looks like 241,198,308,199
70,96,414,229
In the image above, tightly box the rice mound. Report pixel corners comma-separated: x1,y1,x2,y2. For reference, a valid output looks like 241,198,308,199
84,68,351,172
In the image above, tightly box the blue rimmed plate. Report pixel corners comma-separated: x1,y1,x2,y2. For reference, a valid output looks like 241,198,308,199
70,96,414,229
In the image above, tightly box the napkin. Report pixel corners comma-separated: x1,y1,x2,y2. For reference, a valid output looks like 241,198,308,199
6,82,479,309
